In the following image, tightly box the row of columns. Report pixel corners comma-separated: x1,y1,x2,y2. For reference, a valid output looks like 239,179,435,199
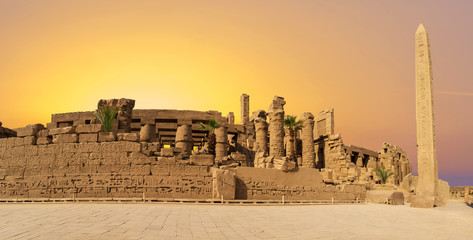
252,96,316,168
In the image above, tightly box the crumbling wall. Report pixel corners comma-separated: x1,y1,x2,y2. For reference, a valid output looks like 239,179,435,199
0,132,213,199
0,122,16,138
235,167,366,201
378,142,412,185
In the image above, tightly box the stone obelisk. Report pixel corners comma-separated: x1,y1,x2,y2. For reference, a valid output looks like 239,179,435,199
411,24,439,208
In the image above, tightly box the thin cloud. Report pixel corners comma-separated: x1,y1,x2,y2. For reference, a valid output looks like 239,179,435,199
435,91,473,97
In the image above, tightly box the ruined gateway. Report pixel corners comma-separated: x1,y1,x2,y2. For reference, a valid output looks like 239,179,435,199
0,95,413,202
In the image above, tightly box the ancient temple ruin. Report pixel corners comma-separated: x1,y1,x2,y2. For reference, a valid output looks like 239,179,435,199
0,93,417,202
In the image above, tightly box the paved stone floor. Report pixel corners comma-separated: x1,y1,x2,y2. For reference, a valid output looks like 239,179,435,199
0,201,472,240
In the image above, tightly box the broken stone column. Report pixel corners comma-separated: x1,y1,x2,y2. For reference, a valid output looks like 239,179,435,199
250,110,268,154
97,98,135,133
267,96,286,158
411,24,440,208
240,94,250,125
139,124,157,142
215,126,228,161
226,112,235,124
175,124,193,158
466,187,470,202
300,112,315,168
315,108,334,138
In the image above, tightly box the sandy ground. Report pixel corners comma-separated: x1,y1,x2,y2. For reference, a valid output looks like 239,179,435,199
0,200,472,240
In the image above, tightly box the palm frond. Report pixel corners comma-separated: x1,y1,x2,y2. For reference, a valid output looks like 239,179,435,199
95,105,118,132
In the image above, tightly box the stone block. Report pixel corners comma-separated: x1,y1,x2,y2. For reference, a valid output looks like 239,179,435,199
117,133,139,142
37,130,50,138
52,134,78,144
23,136,37,145
76,124,103,133
160,148,174,157
98,132,116,142
49,126,75,135
390,192,404,205
212,168,236,200
15,124,45,137
140,124,157,142
79,133,98,143
190,154,215,166
36,137,52,145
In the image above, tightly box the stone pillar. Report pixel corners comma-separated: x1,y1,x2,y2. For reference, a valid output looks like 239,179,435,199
175,125,193,158
412,24,439,208
267,96,286,158
300,112,315,168
240,94,250,125
251,110,268,154
466,187,470,203
215,126,228,161
139,124,157,143
97,98,135,133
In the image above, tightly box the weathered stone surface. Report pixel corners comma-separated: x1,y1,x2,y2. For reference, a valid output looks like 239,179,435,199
378,143,412,185
139,124,157,142
252,110,268,154
79,133,98,143
437,179,449,207
117,133,139,142
268,96,285,158
366,190,393,204
240,94,250,125
36,137,52,145
412,24,440,209
465,187,470,202
300,112,315,168
53,134,78,144
76,124,103,133
175,125,193,158
36,130,49,138
226,112,234,124
0,123,17,138
49,126,75,135
97,98,135,133
400,173,417,193
15,124,45,137
315,108,334,137
390,192,405,205
190,154,214,166
160,148,174,157
212,168,236,200
215,126,228,161
98,132,116,142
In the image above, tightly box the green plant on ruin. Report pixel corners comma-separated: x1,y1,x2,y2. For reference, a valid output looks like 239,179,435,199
199,118,219,155
95,105,118,132
282,115,303,161
373,167,395,184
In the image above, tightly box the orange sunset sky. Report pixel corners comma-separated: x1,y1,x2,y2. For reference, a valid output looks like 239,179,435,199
1,1,472,186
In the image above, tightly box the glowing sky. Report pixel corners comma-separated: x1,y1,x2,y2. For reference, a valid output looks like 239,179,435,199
1,1,472,186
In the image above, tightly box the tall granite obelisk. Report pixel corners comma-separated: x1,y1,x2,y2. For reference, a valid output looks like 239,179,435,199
411,24,439,208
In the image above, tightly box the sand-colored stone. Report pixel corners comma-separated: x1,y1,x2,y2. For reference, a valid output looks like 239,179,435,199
240,94,250,125
139,124,157,142
49,126,75,135
117,133,139,142
76,124,103,133
267,96,285,158
190,154,214,166
212,168,236,200
98,132,116,142
215,126,228,161
465,187,470,202
97,98,135,133
300,112,315,168
175,125,193,158
412,24,439,208
14,124,45,137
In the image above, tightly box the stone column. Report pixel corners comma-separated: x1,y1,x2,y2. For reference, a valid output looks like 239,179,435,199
250,110,268,154
267,96,286,158
300,112,315,168
412,24,439,208
97,98,135,133
215,126,228,161
140,124,157,143
240,94,250,125
175,125,193,158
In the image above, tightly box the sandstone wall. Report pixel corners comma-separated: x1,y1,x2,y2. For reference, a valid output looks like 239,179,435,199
0,138,212,199
235,167,366,201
